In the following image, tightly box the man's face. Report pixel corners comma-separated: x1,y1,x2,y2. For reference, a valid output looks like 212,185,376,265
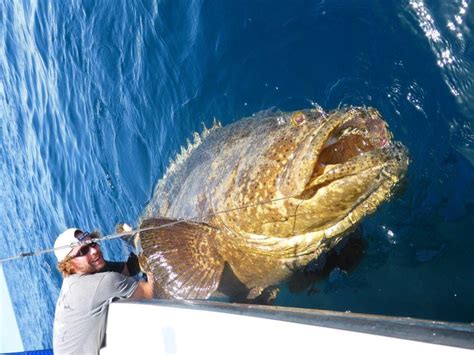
69,239,106,275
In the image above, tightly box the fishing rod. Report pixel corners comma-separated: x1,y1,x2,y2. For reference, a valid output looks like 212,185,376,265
0,192,300,264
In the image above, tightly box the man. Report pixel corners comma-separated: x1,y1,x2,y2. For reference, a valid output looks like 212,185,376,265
53,227,154,354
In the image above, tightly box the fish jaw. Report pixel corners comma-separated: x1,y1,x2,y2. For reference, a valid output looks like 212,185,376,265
283,107,408,234
294,143,408,232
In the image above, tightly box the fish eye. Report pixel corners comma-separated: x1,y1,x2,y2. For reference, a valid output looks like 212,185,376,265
290,112,306,126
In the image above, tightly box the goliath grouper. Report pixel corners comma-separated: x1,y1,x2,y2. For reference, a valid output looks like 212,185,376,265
136,107,408,300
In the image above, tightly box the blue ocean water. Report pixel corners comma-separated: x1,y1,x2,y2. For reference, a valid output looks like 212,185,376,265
1,0,474,351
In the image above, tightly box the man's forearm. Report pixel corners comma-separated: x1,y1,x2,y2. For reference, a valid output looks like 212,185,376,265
130,272,154,300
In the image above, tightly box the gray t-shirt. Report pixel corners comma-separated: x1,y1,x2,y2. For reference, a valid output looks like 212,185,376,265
53,271,138,355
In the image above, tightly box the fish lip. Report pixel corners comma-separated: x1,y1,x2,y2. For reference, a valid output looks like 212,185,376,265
308,143,408,198
291,142,408,236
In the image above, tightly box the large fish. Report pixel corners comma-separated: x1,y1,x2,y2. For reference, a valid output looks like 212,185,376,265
136,107,408,300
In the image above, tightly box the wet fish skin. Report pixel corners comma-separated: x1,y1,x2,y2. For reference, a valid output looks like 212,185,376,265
138,107,409,299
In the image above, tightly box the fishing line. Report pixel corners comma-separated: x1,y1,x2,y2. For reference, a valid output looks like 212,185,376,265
0,192,301,264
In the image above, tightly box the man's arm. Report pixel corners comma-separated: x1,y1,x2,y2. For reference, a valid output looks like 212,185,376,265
130,272,154,300
121,252,141,277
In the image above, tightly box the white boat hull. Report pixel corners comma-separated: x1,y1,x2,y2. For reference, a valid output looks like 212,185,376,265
102,300,474,354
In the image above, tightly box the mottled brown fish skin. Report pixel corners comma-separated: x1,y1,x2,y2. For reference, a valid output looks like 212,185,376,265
140,107,409,296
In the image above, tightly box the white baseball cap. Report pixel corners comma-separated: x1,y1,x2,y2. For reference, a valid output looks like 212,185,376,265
54,228,90,262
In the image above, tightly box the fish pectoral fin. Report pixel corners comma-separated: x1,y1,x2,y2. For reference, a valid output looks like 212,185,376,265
139,217,225,300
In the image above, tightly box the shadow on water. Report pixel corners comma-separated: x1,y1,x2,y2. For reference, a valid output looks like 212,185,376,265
210,227,366,305
211,228,368,306
286,227,367,296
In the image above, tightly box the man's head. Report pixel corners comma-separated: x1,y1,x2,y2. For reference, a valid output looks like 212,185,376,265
54,228,106,276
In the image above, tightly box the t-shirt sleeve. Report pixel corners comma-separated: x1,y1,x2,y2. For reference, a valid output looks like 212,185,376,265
95,272,139,304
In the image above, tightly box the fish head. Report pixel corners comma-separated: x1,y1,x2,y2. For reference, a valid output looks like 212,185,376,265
222,107,408,240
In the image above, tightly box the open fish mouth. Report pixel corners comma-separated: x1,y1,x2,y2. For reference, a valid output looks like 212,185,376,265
269,107,410,236
297,107,408,199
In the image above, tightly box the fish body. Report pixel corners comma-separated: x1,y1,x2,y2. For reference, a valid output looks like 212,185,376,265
138,107,409,299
